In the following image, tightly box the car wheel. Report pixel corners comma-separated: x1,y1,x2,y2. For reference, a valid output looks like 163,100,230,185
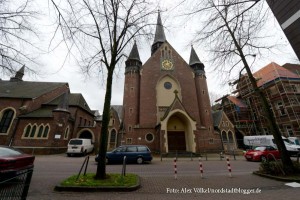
67,153,71,157
261,155,267,162
137,157,144,164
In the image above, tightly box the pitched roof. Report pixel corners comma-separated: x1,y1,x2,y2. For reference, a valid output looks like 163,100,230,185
0,80,68,99
212,110,223,127
111,105,123,122
253,62,300,87
227,96,247,108
47,93,93,114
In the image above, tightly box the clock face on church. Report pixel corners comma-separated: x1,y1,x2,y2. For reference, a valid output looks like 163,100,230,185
161,59,173,70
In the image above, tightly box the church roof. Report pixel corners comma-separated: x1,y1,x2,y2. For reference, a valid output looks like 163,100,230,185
189,46,202,66
127,41,141,62
20,93,94,118
253,62,300,87
111,105,123,122
0,80,68,99
153,12,166,44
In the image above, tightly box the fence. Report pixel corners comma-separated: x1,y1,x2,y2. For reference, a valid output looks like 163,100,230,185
0,167,34,200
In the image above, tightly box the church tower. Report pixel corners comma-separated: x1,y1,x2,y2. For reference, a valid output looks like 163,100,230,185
189,46,213,130
123,41,142,134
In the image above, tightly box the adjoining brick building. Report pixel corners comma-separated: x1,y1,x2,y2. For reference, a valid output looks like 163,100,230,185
120,13,223,153
217,62,300,148
0,66,102,154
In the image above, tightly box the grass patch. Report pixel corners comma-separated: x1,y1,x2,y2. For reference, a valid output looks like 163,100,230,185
61,173,138,187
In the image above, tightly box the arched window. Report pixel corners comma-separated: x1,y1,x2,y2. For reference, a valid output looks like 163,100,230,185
37,126,44,138
110,130,117,143
30,125,37,138
43,125,49,138
221,131,228,143
228,131,234,143
64,126,69,139
0,109,14,133
24,125,31,138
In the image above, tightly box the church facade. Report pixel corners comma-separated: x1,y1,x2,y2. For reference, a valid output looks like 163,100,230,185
121,13,222,153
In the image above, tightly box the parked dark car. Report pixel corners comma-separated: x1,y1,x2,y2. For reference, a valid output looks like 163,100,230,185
95,145,152,164
244,146,281,162
0,146,35,180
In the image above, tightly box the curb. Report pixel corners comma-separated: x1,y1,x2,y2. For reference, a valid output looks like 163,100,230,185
253,171,300,182
54,176,141,192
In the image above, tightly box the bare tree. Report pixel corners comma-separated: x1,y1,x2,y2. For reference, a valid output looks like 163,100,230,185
49,0,156,179
0,0,39,76
183,0,295,174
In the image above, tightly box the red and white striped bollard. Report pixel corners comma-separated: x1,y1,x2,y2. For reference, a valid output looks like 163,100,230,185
199,157,203,178
174,158,177,180
226,157,232,177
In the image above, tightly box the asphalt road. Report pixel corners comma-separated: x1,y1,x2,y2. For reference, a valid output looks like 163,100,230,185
25,154,300,200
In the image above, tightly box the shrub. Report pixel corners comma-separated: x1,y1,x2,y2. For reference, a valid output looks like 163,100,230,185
259,161,300,176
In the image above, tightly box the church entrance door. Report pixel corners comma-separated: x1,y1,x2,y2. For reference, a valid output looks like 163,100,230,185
167,131,186,151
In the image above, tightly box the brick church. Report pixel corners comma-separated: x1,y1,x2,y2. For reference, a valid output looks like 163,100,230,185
121,13,222,153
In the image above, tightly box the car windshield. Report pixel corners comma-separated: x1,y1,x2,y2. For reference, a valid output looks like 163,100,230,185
254,147,266,151
69,140,82,145
0,147,22,156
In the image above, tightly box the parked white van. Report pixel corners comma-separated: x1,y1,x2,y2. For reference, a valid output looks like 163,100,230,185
243,135,300,155
66,138,94,157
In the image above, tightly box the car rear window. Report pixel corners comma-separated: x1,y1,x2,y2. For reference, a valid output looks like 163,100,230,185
137,146,148,152
0,147,22,156
69,140,83,145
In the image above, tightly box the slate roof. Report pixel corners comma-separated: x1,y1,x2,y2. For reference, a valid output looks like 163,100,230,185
153,12,166,44
47,93,93,114
0,80,68,99
111,105,123,122
189,46,202,66
127,41,141,62
212,110,223,127
19,93,94,118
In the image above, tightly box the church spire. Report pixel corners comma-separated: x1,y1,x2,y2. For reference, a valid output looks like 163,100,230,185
189,46,205,75
125,41,142,73
128,40,141,62
151,11,166,55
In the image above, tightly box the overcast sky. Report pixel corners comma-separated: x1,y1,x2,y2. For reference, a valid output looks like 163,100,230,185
3,0,299,113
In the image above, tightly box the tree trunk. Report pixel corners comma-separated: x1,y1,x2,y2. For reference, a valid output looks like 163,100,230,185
95,69,114,179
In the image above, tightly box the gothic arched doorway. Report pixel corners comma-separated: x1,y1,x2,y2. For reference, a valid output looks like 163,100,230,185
166,112,195,152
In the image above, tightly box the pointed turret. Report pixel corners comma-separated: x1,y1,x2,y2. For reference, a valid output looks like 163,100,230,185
189,46,205,75
128,41,141,62
10,65,25,82
125,41,142,74
151,12,166,55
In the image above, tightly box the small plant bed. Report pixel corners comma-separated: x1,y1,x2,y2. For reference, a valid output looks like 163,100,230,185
253,161,300,182
55,173,140,192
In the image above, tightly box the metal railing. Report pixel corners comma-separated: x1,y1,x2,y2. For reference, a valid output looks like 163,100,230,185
0,167,34,200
